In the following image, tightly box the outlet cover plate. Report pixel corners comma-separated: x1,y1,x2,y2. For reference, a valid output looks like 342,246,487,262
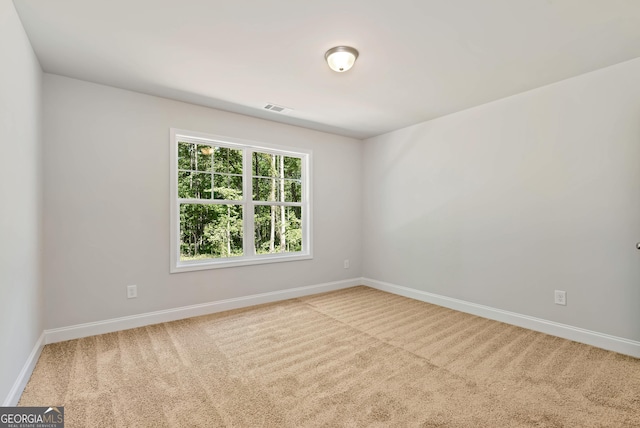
127,285,137,299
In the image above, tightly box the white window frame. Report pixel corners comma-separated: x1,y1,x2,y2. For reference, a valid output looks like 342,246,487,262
170,128,313,273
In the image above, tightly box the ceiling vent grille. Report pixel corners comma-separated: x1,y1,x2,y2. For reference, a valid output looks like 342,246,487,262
263,103,292,114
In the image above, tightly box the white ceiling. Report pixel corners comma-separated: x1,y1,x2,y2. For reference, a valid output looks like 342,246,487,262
13,0,640,139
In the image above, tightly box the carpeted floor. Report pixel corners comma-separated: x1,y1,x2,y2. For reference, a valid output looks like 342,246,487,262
19,286,640,427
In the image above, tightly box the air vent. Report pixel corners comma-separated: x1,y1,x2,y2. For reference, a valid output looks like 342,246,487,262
263,103,293,114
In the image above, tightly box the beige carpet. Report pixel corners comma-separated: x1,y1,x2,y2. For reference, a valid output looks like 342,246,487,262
19,286,640,427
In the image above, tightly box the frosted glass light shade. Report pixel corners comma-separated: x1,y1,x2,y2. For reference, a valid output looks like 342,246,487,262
325,46,359,72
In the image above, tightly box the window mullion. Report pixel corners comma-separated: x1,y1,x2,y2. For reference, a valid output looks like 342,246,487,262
244,148,255,257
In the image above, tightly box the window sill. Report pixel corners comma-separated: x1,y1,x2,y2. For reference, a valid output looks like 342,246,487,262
170,253,312,273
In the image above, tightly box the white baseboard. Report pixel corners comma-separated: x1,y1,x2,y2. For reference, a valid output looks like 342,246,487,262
13,276,637,407
362,277,640,359
44,278,361,344
3,332,45,406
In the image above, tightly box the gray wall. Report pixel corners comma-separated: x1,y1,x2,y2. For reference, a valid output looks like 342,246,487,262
362,58,640,341
43,74,363,329
0,0,44,402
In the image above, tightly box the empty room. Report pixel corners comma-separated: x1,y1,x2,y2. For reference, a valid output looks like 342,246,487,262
2,0,639,426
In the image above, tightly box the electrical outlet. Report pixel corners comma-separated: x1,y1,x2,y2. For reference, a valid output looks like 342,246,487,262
344,259,350,269
127,285,137,299
554,290,566,306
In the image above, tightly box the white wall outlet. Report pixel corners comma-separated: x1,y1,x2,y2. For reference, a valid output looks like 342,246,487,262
127,284,137,299
554,290,566,306
344,259,350,269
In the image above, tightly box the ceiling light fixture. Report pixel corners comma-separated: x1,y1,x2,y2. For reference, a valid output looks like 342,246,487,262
325,46,359,72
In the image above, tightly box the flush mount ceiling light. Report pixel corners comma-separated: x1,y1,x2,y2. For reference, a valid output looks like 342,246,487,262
325,46,359,72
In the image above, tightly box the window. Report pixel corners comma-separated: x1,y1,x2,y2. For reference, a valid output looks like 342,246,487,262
170,128,312,272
